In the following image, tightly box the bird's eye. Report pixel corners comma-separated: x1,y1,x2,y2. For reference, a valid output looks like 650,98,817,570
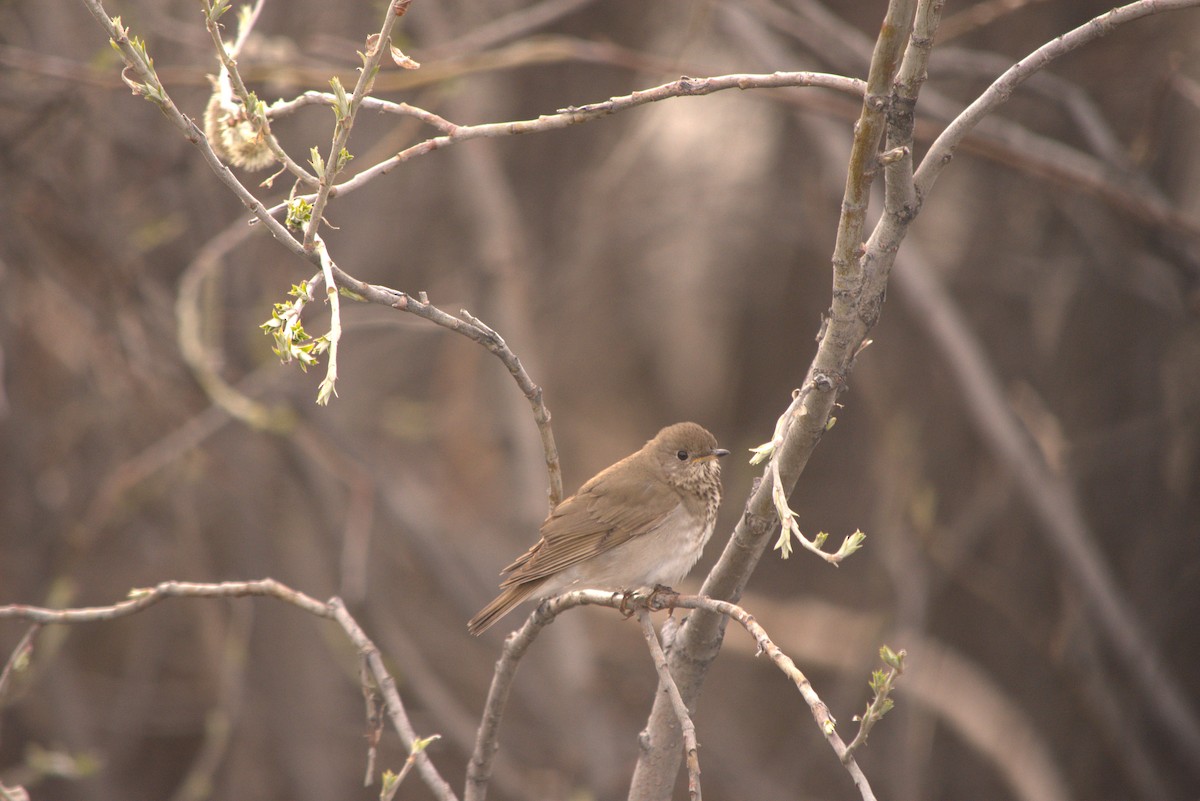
676,450,688,461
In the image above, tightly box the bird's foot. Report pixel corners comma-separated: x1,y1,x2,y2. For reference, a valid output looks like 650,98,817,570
616,589,639,618
646,584,680,613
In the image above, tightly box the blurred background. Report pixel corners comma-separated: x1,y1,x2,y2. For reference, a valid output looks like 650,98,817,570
2,0,1199,799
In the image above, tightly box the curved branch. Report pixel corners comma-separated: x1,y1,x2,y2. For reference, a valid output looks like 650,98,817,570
318,269,564,507
0,581,458,801
464,589,879,801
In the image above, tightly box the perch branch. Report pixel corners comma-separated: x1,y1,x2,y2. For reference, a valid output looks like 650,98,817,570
465,590,879,801
630,0,920,794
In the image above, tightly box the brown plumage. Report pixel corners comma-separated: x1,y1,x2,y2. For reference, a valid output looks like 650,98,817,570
468,422,728,635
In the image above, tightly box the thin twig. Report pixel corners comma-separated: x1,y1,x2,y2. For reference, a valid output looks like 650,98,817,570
636,610,701,801
465,590,878,801
302,0,408,251
267,92,457,132
200,0,316,182
262,70,865,218
0,582,458,801
312,236,342,404
0,625,40,700
329,599,458,801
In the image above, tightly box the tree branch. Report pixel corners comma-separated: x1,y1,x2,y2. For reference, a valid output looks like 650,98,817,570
0,581,458,801
636,610,701,801
628,0,919,795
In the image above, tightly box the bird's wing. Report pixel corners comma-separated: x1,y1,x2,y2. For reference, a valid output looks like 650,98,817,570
498,460,677,585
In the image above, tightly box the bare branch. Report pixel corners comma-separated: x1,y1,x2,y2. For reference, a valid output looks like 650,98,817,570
302,0,410,251
329,599,458,801
80,0,305,259
0,579,330,623
631,0,921,792
636,610,701,801
0,582,458,801
263,71,866,218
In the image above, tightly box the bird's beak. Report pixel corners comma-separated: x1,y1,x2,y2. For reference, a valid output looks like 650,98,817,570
712,448,731,459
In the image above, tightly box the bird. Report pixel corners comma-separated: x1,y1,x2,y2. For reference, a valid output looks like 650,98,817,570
468,422,729,635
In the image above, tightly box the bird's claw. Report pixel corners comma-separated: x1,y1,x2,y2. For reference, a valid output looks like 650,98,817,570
616,589,638,618
646,584,680,613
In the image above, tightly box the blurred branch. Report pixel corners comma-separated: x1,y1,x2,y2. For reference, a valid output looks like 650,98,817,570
894,0,1200,771
421,0,601,59
935,0,1048,42
176,217,297,431
891,243,1200,768
0,625,39,704
166,605,252,801
0,581,458,801
914,0,1200,201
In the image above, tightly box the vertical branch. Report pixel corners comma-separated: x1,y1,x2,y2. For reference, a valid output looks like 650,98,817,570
303,1,410,250
329,599,459,801
628,1,921,797
636,611,701,801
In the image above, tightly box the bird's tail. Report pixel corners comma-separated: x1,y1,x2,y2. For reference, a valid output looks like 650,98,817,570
467,582,542,636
